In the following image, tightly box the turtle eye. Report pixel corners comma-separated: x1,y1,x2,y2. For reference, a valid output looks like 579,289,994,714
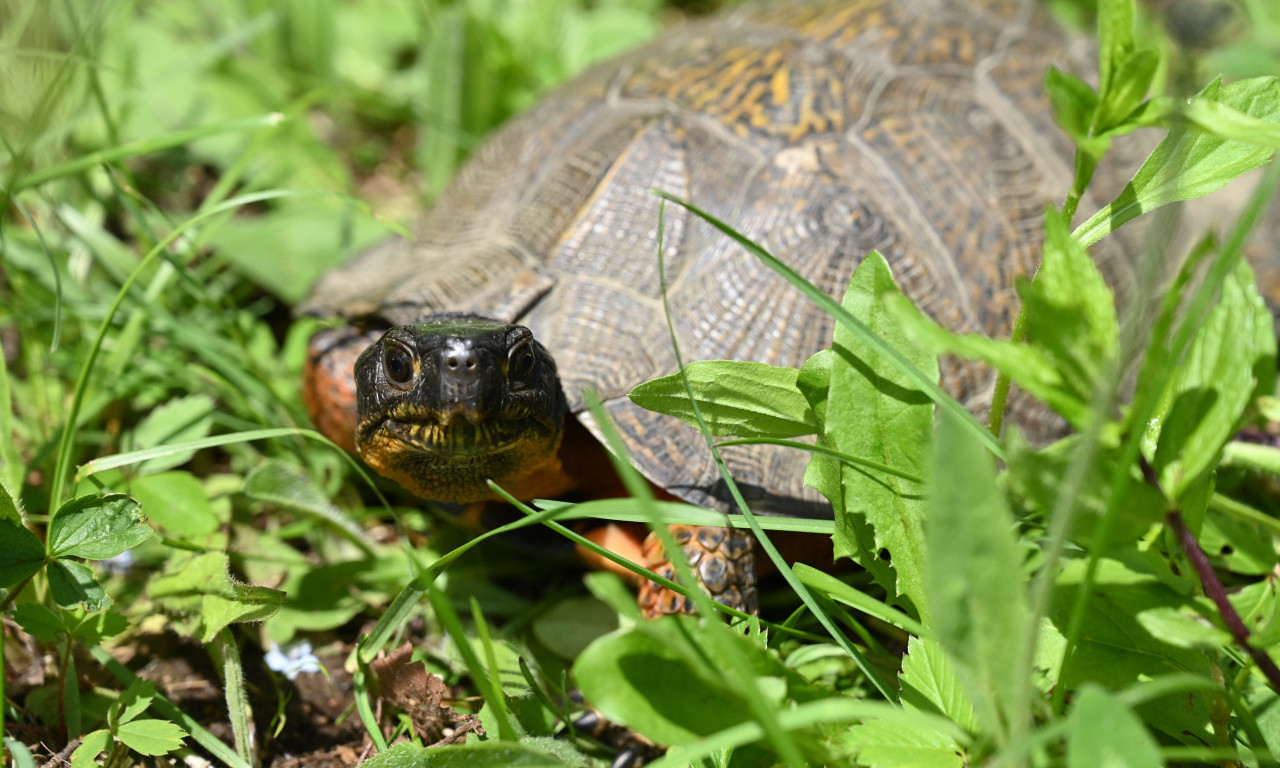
383,341,416,390
506,339,537,384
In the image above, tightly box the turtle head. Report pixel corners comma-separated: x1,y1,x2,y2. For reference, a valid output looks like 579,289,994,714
354,314,569,502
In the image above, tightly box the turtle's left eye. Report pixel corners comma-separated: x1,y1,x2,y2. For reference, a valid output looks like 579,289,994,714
507,339,537,384
383,341,416,390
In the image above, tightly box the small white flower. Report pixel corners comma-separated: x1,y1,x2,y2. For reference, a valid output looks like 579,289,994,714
99,550,136,576
264,640,322,680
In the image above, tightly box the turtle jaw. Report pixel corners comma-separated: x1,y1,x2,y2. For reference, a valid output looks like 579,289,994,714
353,315,570,502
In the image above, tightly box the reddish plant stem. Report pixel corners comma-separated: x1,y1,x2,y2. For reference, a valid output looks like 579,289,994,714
1138,457,1280,690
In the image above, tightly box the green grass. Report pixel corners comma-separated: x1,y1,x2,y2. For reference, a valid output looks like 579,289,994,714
3,0,1280,766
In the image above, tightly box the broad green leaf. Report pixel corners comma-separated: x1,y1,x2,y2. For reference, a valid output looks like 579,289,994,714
815,253,934,620
1200,507,1279,575
574,616,803,746
1066,685,1163,768
925,411,1027,742
531,596,618,661
1020,209,1119,408
1134,605,1230,649
1050,556,1213,743
898,636,980,733
128,472,220,538
359,741,574,768
148,551,285,643
1003,433,1163,549
69,730,112,768
13,603,66,642
1151,258,1276,499
629,360,817,438
1234,580,1280,647
47,494,152,560
114,719,187,756
0,517,45,588
125,395,214,475
48,559,109,611
846,718,965,768
243,460,374,555
1075,77,1280,246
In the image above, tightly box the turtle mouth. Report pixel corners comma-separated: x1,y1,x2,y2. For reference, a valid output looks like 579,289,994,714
369,413,526,459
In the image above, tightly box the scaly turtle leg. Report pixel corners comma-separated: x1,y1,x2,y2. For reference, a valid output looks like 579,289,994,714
638,525,757,618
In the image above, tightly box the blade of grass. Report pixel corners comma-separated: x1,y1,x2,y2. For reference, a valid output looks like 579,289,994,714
715,437,924,484
11,114,285,193
429,586,518,742
536,498,835,534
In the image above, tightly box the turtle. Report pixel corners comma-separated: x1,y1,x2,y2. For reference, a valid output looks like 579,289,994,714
296,0,1252,615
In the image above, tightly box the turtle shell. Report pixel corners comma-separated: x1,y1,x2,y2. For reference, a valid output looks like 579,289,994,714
302,0,1127,516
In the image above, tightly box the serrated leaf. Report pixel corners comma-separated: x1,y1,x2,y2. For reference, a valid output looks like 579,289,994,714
925,411,1027,741
69,730,112,768
129,472,220,538
126,394,214,475
243,460,373,555
114,680,158,726
48,559,110,611
1066,685,1162,768
629,360,817,438
47,494,151,560
818,253,934,621
13,603,66,642
1076,76,1280,246
846,718,965,768
0,517,46,588
1151,258,1276,498
899,636,980,733
114,719,187,756
149,551,284,642
0,475,19,523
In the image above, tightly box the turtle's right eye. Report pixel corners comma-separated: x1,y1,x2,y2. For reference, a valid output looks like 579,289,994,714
383,342,416,390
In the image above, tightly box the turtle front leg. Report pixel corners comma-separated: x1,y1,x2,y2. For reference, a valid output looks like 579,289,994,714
638,525,757,618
